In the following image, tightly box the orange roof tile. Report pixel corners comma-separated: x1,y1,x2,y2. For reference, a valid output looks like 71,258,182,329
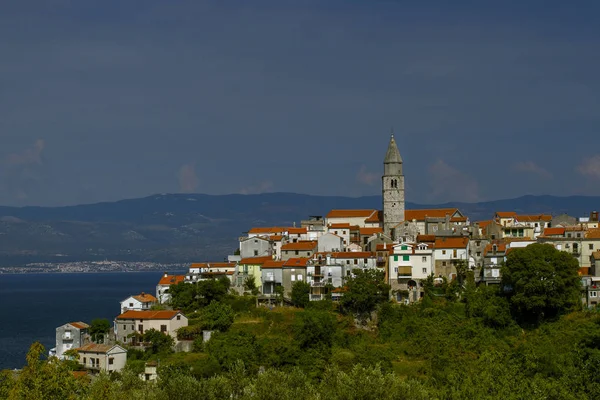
76,343,122,353
359,227,383,235
326,209,378,219
364,210,383,223
434,237,469,249
158,275,185,285
132,293,157,303
579,267,591,276
592,251,600,260
116,310,183,320
331,251,375,258
416,234,436,242
288,227,307,234
283,258,310,267
586,229,600,239
375,244,394,252
262,260,285,269
404,208,460,221
328,223,352,229
270,235,284,241
450,216,468,223
238,256,273,265
248,227,286,234
516,214,553,222
495,212,517,218
69,322,89,330
281,241,318,251
543,227,565,236
483,242,507,256
190,262,234,270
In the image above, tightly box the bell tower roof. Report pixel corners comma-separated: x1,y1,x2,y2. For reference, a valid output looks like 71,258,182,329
384,134,402,164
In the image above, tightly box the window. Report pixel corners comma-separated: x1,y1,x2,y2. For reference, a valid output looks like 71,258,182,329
131,325,134,330
401,245,408,250
476,241,481,247
160,325,167,333
422,268,427,274
422,256,427,262
123,337,126,342
334,231,338,235
83,357,86,364
364,258,368,263
291,275,296,281
253,250,258,256
176,315,181,321
442,250,446,255
591,291,598,298
297,274,302,281
109,358,114,365
568,233,572,238
577,233,582,238
254,239,257,244
354,259,358,265
453,249,457,258
138,325,143,333
590,244,594,250
123,325,127,331
295,250,299,255
394,267,398,273
476,252,481,257
403,255,409,261
129,303,133,307
442,262,447,266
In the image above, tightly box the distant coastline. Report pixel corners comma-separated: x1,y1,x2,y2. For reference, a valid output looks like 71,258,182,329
0,261,188,274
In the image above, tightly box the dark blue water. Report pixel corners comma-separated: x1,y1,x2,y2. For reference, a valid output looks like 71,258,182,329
0,272,182,370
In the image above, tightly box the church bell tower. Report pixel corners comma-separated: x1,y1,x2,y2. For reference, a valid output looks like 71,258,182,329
382,134,405,238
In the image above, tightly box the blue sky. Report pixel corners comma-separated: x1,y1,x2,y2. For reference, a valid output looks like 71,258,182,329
1,1,599,206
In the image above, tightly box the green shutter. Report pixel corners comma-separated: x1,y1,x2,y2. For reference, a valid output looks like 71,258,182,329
401,245,408,250
403,255,409,261
394,255,398,262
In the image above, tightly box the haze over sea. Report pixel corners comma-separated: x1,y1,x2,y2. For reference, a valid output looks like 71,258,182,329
0,271,183,370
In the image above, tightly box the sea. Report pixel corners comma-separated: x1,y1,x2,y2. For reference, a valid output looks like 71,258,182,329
0,271,184,370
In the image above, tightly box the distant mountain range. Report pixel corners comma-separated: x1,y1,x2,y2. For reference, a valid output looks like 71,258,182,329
0,193,598,266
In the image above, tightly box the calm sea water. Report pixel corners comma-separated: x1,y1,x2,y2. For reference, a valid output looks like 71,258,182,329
0,271,183,370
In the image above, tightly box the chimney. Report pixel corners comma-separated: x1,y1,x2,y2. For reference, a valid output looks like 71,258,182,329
163,272,168,278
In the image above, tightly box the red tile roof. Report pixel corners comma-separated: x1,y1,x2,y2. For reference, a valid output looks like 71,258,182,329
364,210,383,223
405,208,460,221
359,227,383,235
116,310,183,320
270,235,284,241
592,251,600,260
190,262,234,270
281,241,318,251
262,260,285,269
416,234,436,242
450,216,468,223
326,209,378,219
238,256,273,265
132,293,157,303
375,244,394,252
434,237,469,249
516,214,552,222
586,229,600,239
288,227,307,234
283,258,310,267
158,275,185,285
579,267,591,276
495,212,517,218
483,242,507,256
331,251,375,258
69,322,89,330
76,343,122,353
543,227,565,236
328,223,352,229
248,227,286,234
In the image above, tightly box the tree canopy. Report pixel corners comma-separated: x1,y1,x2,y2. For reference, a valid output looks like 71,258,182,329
291,281,311,308
89,319,111,343
340,269,390,320
501,243,582,324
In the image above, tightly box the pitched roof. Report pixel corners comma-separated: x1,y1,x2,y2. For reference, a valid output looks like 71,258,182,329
450,216,468,223
283,258,310,267
359,227,383,235
158,275,185,285
270,235,284,241
515,214,553,222
132,293,157,303
76,343,123,354
288,227,307,234
116,310,183,320
364,210,383,223
416,234,436,242
483,242,507,256
331,251,375,258
326,209,377,219
384,134,403,164
403,208,460,222
238,256,273,265
542,227,565,236
281,241,318,251
248,227,286,234
434,237,469,249
190,262,235,270
495,212,517,218
375,244,394,252
69,322,90,330
328,223,352,229
586,229,600,239
262,260,285,269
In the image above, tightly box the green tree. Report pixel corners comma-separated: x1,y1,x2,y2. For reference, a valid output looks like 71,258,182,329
243,276,260,296
291,281,311,308
340,269,390,321
501,243,581,324
143,329,175,355
89,318,111,343
200,301,235,331
294,310,336,350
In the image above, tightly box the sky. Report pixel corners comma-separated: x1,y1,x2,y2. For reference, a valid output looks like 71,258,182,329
1,0,599,207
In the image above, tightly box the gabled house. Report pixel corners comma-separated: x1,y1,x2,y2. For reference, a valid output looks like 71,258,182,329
50,322,90,359
317,232,344,252
325,209,380,229
393,208,465,239
261,260,284,295
288,227,308,243
114,310,188,345
120,292,157,314
307,253,344,301
359,227,383,248
327,223,352,247
388,242,434,303
75,343,127,373
239,236,272,258
156,273,185,304
433,237,470,280
235,256,273,293
281,241,317,261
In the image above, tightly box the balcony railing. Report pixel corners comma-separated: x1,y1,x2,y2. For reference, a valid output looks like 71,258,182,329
311,281,327,287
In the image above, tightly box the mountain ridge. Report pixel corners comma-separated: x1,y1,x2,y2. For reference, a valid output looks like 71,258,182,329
0,192,597,266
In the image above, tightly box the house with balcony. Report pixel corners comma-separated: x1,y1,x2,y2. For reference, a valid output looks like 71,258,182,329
156,273,185,304
186,262,236,283
388,243,434,303
261,260,284,295
235,256,272,293
50,321,90,359
307,253,345,301
282,257,309,295
120,292,157,314
281,241,318,261
329,252,377,277
114,310,188,345
75,343,127,374
481,241,507,285
433,237,470,280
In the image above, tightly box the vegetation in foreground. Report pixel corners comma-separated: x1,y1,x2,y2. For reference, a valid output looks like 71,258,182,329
2,244,599,399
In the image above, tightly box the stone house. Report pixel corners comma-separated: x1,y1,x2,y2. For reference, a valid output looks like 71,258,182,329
76,343,127,373
114,310,188,345
282,257,309,296
239,236,272,258
50,321,90,360
281,241,317,261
